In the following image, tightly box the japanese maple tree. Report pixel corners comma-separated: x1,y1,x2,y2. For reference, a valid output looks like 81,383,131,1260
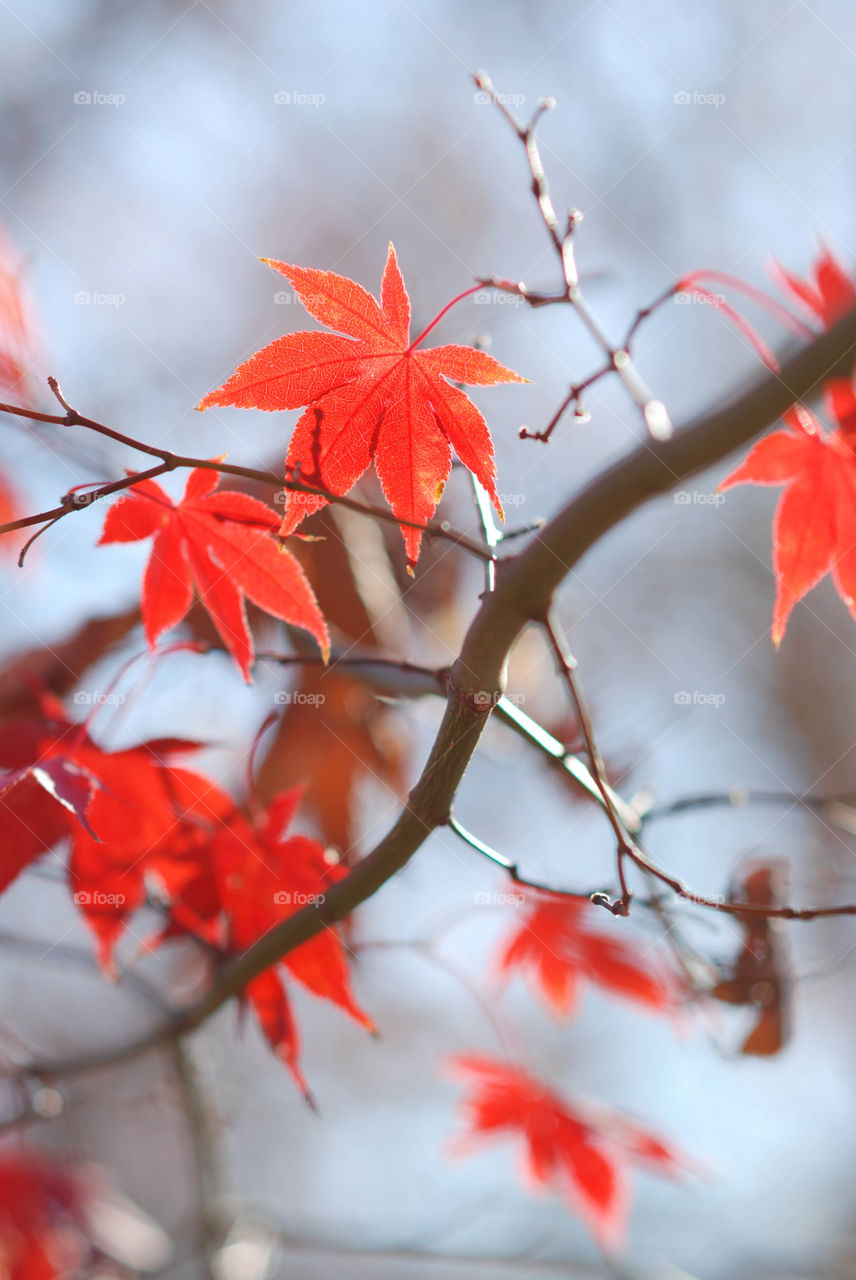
2,67,856,1280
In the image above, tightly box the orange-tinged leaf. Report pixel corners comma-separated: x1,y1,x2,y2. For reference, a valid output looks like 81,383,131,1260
197,243,527,566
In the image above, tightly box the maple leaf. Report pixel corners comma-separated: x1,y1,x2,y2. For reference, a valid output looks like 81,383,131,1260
446,1055,688,1253
0,695,107,895
99,468,329,681
0,1151,84,1280
68,744,235,975
711,861,791,1056
0,223,38,404
496,891,676,1017
770,243,856,330
719,404,856,645
196,244,527,565
174,786,374,1095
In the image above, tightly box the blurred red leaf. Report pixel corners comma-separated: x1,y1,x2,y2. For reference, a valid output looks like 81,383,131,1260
0,1151,84,1280
770,244,856,330
168,786,374,1094
446,1055,688,1253
496,891,676,1018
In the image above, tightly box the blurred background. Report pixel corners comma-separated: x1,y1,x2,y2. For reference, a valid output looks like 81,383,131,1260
2,1,856,1277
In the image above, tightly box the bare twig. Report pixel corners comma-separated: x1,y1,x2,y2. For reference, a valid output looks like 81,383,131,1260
474,71,671,442
0,380,493,562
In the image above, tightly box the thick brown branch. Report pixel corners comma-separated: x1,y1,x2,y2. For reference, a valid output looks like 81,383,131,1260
177,305,856,1026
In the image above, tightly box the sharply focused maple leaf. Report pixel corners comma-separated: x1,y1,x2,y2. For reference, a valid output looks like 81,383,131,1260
196,244,527,565
496,891,676,1017
167,786,374,1095
719,404,856,644
99,467,328,680
446,1056,688,1252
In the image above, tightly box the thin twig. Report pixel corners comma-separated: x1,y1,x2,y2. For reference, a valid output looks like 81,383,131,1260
474,71,671,442
447,814,605,900
543,611,636,913
0,381,493,562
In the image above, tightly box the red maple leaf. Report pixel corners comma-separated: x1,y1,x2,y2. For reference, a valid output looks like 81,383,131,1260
0,693,111,895
0,1151,84,1280
99,467,329,680
0,223,38,404
719,403,856,644
167,786,374,1095
446,1056,688,1253
196,244,527,565
770,243,856,330
68,746,236,975
0,690,232,968
496,892,676,1017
